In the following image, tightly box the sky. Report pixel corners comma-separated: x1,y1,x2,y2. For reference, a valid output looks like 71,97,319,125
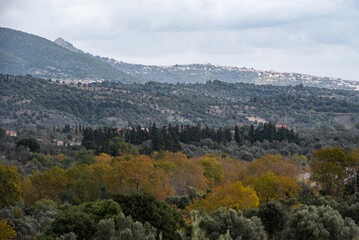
1,0,359,80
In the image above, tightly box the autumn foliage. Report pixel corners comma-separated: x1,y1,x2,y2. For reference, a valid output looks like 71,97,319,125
0,164,22,207
17,151,305,214
188,181,259,212
0,218,16,240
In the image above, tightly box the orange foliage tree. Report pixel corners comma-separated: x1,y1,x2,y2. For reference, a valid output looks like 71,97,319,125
104,155,172,200
22,167,67,205
94,153,113,163
153,151,208,195
241,154,299,180
216,154,244,184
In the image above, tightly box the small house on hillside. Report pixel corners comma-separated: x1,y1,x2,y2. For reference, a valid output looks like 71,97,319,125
6,131,17,137
275,124,290,129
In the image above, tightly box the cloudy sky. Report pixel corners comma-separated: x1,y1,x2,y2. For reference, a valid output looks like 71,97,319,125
1,0,359,80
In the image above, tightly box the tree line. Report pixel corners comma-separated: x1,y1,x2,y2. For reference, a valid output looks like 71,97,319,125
81,123,299,155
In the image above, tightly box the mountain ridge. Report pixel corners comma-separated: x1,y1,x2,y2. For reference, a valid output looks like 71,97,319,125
1,27,358,90
99,57,359,90
0,27,141,83
55,36,357,90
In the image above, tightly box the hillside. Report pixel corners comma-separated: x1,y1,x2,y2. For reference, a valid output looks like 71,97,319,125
0,27,140,83
50,35,359,90
1,74,359,130
98,57,359,90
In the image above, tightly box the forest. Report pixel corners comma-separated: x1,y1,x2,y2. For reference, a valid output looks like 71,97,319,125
2,72,359,239
2,122,359,239
2,74,359,131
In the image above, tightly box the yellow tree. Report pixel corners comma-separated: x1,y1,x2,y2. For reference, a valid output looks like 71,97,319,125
0,164,22,207
247,172,301,203
187,181,259,213
0,218,16,240
94,153,113,163
197,154,223,187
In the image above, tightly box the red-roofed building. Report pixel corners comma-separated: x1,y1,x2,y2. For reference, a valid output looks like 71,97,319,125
6,131,17,137
276,125,290,129
117,127,134,131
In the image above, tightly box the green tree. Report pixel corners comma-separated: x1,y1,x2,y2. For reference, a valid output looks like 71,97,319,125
199,208,267,240
56,232,77,240
118,142,140,156
115,212,156,240
0,164,22,207
310,148,349,197
199,155,223,186
223,128,232,143
75,150,95,165
283,205,359,240
32,153,53,168
150,123,160,151
0,128,6,139
16,137,40,152
113,192,188,240
234,125,241,144
42,209,96,240
258,200,288,240
95,218,116,240
79,200,122,223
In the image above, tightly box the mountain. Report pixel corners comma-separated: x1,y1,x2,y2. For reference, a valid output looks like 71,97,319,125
1,27,357,89
54,37,83,53
49,33,358,91
99,58,359,90
0,27,141,83
1,74,359,130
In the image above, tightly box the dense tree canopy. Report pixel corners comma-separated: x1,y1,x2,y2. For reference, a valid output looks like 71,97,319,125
310,148,350,196
112,192,188,240
0,164,22,207
284,205,359,240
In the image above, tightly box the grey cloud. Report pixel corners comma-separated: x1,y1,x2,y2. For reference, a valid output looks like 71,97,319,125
0,0,359,80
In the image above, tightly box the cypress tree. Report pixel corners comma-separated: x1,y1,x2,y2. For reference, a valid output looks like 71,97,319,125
234,125,241,143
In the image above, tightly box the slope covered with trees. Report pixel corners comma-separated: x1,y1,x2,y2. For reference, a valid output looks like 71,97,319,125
96,57,359,90
0,28,140,83
1,74,359,130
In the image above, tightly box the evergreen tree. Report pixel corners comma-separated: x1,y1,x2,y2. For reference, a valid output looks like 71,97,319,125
216,128,224,143
150,123,160,151
234,125,241,144
247,125,256,144
224,128,232,144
